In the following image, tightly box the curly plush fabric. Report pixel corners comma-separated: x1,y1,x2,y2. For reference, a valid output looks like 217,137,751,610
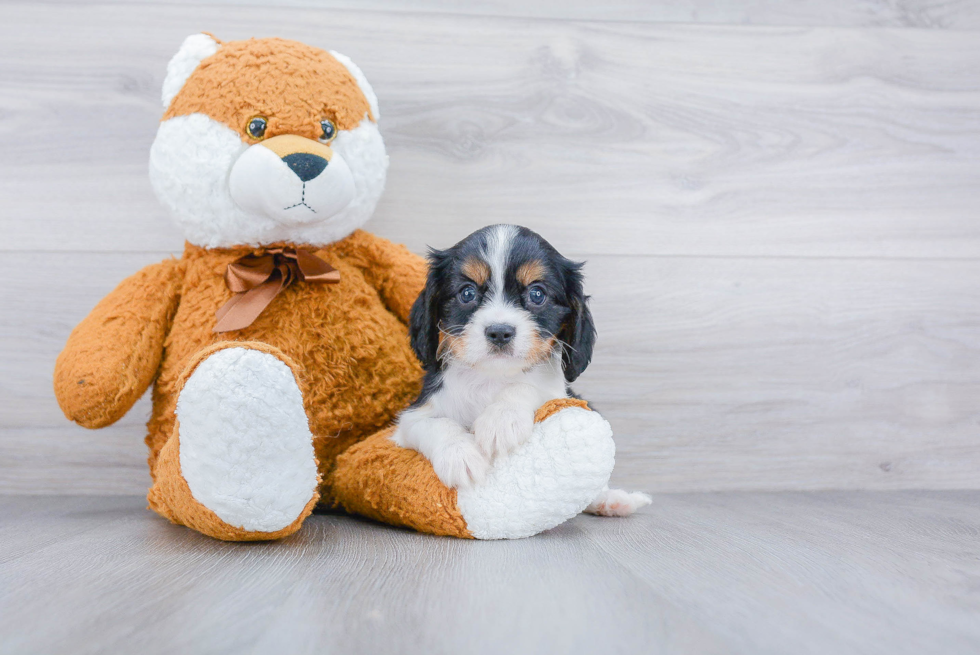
456,401,615,540
54,258,184,428
55,229,427,504
147,342,321,541
329,426,473,538
164,37,373,138
327,397,605,540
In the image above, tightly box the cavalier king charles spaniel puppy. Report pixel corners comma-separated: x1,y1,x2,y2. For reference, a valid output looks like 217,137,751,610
392,224,651,517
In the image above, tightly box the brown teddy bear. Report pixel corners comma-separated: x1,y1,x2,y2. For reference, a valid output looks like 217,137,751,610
53,34,619,541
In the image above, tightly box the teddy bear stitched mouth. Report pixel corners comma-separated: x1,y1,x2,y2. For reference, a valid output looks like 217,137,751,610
283,182,317,213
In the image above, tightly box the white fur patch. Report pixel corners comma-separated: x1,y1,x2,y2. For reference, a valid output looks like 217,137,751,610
329,50,380,121
176,348,319,533
149,114,387,248
162,34,219,109
485,224,517,300
456,406,615,539
585,487,653,517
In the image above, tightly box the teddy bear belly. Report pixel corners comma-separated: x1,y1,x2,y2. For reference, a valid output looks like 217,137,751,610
144,278,424,485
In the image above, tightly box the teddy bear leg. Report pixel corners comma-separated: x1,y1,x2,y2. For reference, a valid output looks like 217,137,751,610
327,398,615,539
325,425,473,538
147,343,320,541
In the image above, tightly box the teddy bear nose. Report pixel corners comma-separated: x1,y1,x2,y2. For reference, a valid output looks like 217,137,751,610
282,153,328,182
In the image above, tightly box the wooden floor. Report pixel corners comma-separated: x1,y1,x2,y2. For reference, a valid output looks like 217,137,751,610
1,492,978,655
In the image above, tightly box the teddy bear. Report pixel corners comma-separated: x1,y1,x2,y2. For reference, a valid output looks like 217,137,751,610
53,34,618,541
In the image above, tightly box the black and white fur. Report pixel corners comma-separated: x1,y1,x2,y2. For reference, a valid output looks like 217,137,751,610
392,225,651,517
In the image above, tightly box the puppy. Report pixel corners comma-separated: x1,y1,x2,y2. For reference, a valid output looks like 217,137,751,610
392,224,651,517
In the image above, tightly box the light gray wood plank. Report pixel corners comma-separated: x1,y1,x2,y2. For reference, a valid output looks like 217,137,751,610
575,491,980,655
0,496,725,655
11,0,980,29
0,4,978,258
0,495,141,565
0,252,165,430
1,492,979,655
4,251,978,494
581,255,980,492
0,423,153,495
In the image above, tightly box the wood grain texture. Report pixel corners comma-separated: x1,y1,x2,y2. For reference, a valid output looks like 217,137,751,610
1,493,979,655
1,4,979,258
12,0,980,29
4,251,979,494
1,2,978,495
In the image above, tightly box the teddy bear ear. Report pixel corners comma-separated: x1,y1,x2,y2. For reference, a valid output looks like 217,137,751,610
329,50,380,121
161,33,221,109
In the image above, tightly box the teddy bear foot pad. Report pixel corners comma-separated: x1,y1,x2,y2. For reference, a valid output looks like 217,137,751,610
174,346,320,534
456,405,616,540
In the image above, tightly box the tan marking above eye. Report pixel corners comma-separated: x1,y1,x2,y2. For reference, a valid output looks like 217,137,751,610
461,257,490,286
516,260,546,287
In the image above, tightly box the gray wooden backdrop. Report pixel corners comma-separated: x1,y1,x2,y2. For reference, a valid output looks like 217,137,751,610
1,0,978,495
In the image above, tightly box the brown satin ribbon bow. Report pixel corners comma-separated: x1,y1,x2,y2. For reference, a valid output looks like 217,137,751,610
213,247,340,333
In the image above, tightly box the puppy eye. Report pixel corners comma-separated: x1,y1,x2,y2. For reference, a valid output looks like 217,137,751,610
528,285,547,306
319,119,337,144
247,117,267,139
458,284,477,304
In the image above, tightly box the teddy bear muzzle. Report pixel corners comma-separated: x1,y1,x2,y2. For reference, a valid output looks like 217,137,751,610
228,133,356,225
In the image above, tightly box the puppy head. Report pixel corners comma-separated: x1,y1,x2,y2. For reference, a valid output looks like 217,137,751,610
409,224,596,381
149,34,387,248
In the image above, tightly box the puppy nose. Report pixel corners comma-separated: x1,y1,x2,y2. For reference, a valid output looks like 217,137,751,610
282,153,328,182
485,324,516,347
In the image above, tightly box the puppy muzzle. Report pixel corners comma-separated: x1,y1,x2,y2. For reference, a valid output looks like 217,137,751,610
228,134,356,225
485,323,516,351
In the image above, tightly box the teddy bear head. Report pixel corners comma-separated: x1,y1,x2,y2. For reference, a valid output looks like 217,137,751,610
149,34,387,249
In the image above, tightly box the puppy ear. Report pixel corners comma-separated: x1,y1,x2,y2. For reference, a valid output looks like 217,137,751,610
558,263,597,383
409,249,448,370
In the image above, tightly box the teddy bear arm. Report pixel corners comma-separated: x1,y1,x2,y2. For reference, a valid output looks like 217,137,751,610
54,258,184,429
342,230,427,325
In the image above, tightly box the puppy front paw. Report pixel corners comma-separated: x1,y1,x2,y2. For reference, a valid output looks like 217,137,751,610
474,403,534,460
430,438,490,489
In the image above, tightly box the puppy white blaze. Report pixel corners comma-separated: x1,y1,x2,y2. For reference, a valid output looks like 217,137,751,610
460,225,539,372
484,224,517,300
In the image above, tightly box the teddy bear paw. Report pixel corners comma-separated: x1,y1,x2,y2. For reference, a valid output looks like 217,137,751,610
175,347,319,533
455,405,615,539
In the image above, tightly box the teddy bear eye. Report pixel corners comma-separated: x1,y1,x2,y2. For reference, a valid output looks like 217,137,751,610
247,117,267,139
319,119,337,144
